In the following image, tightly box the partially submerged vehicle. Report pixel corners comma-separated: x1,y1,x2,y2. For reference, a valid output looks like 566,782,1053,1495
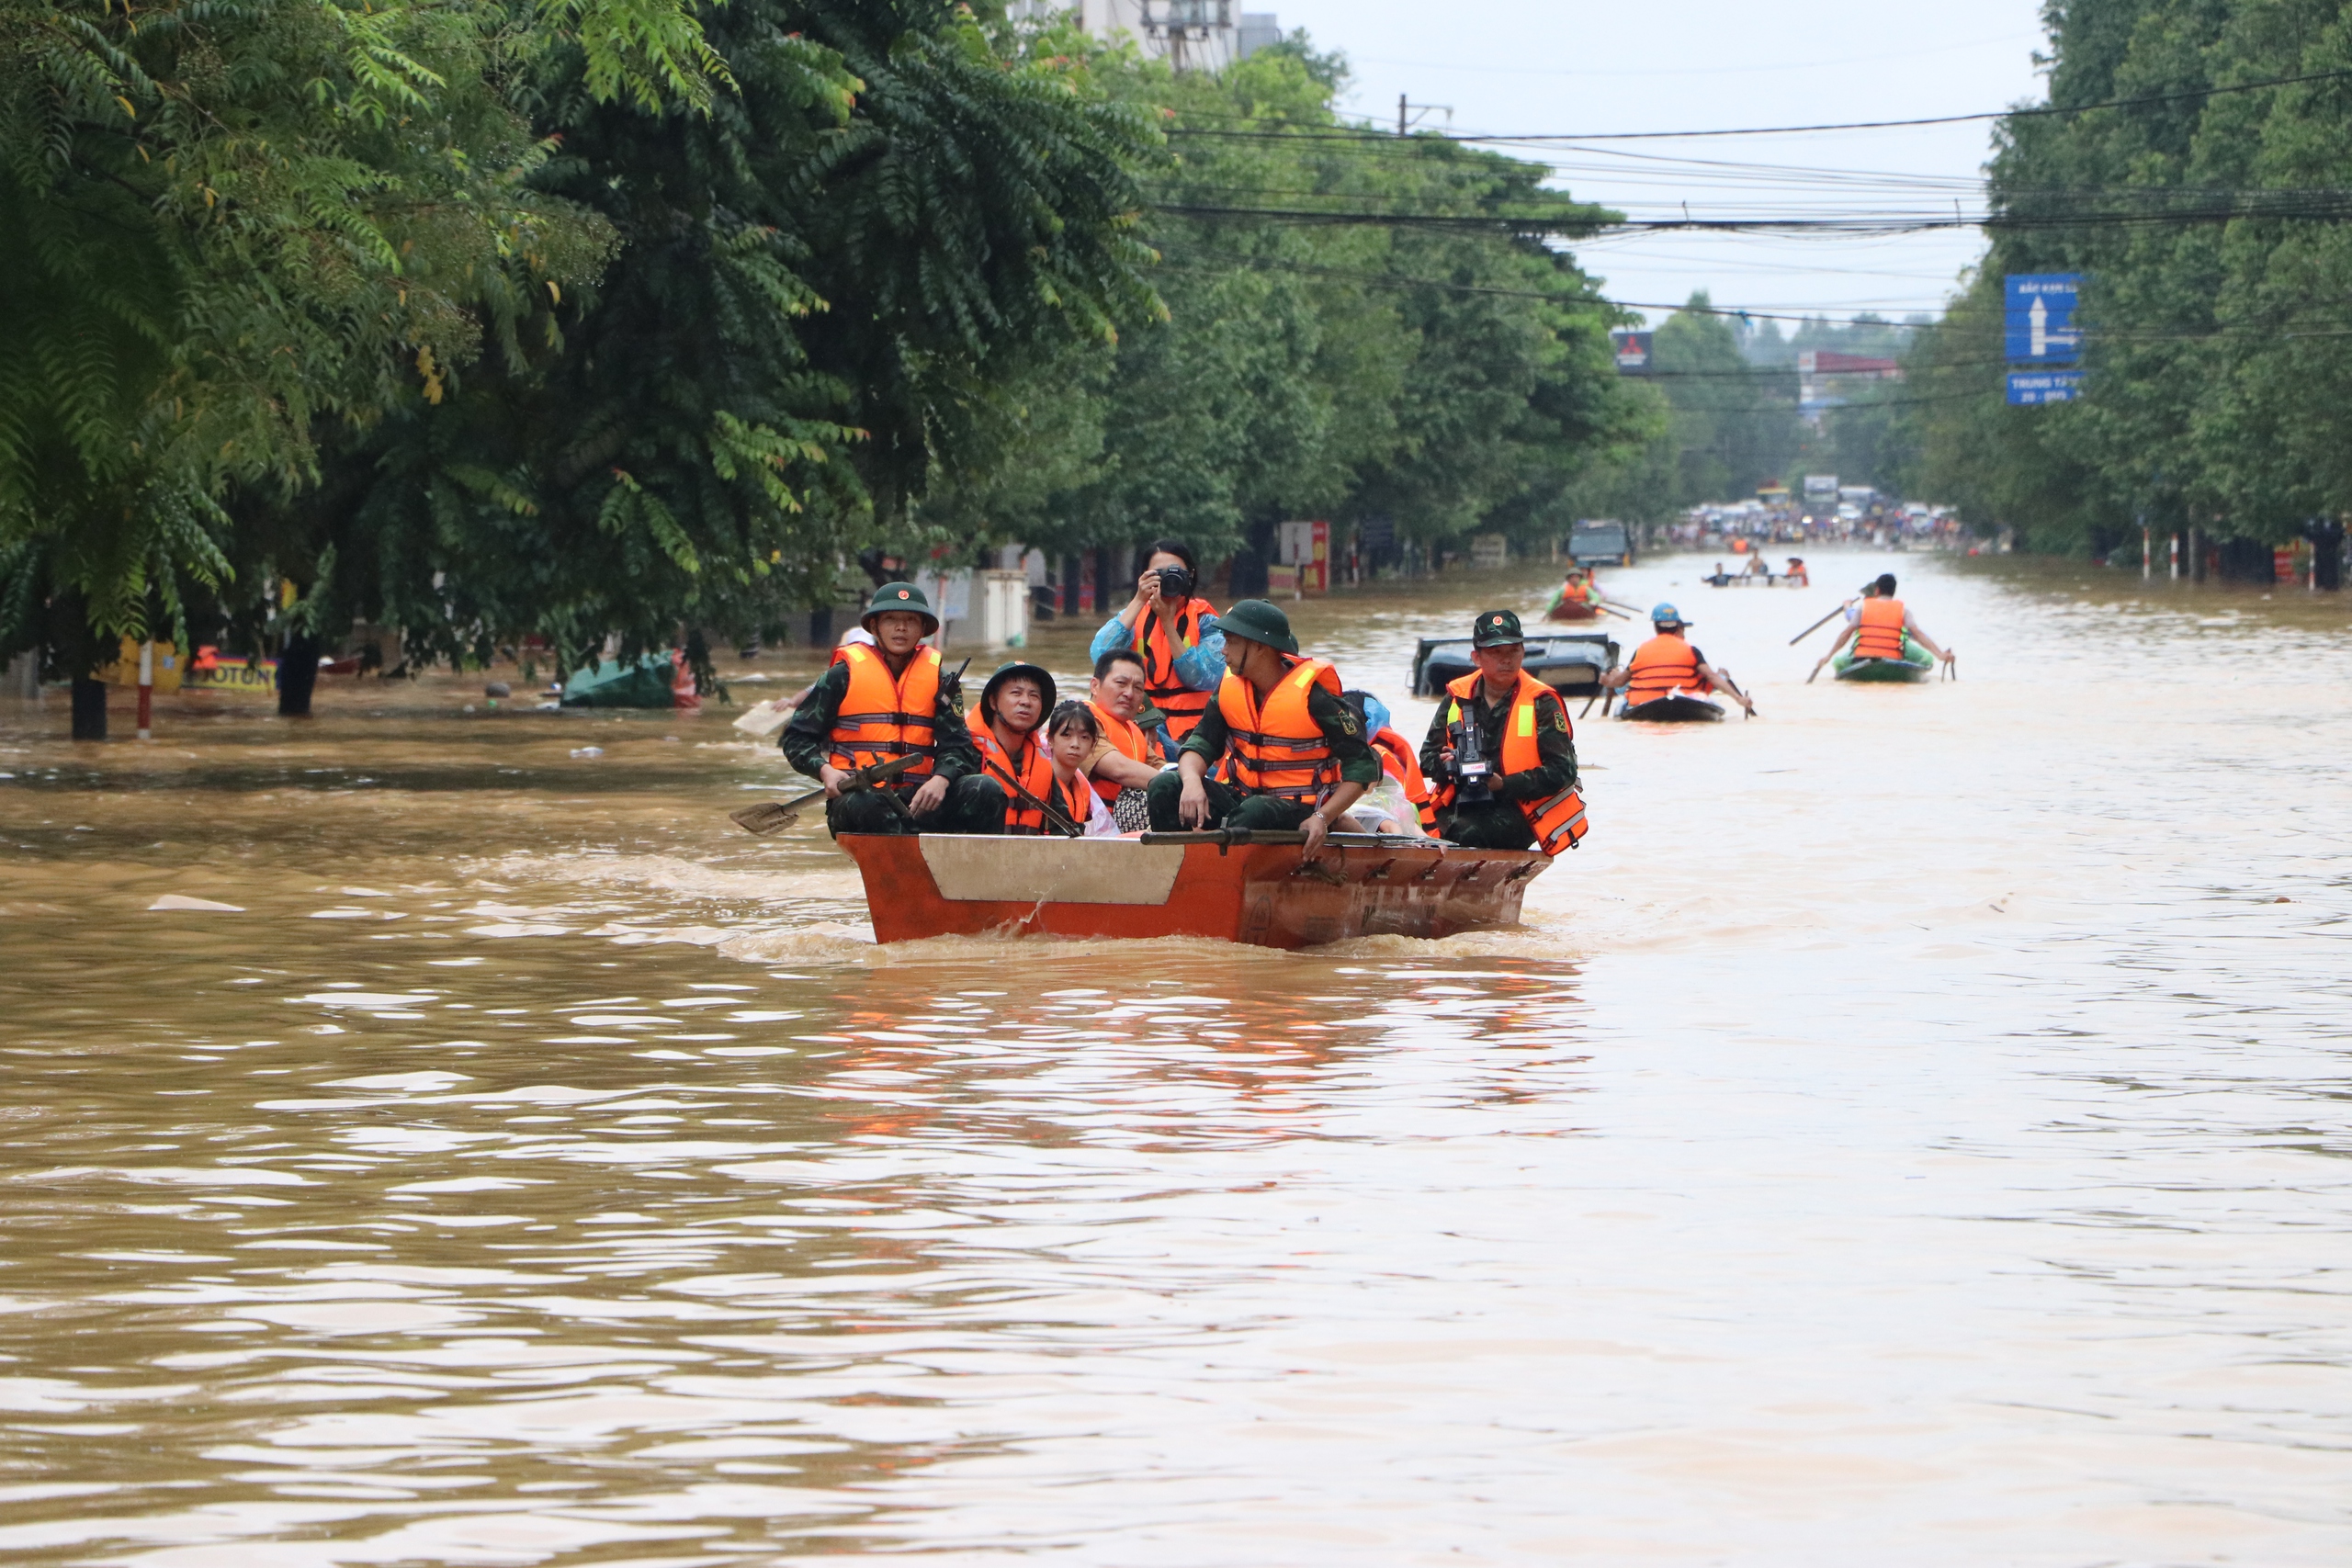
841,830,1549,949
1568,521,1634,568
1412,632,1617,698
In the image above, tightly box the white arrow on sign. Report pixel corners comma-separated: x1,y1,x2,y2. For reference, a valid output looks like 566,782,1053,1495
2030,296,2048,358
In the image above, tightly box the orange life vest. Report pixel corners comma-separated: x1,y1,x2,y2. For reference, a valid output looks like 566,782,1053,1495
1370,727,1437,831
1854,596,1908,660
1045,767,1094,832
1434,671,1589,855
1214,656,1342,803
828,645,941,776
1140,598,1219,742
973,720,1061,834
1086,699,1157,802
1623,633,1709,705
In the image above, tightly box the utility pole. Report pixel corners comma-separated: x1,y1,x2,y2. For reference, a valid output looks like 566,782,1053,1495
1396,94,1453,135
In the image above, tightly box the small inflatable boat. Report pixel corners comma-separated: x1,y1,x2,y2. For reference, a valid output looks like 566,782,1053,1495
1617,692,1724,723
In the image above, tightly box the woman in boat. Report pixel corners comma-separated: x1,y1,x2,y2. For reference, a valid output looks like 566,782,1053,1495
1812,572,1953,677
1600,604,1755,716
970,661,1071,834
1784,557,1810,587
1043,702,1120,837
1089,538,1224,753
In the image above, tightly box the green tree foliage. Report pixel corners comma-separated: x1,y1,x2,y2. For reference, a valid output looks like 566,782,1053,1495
1905,0,2352,553
928,28,1653,567
289,0,1160,669
0,0,724,663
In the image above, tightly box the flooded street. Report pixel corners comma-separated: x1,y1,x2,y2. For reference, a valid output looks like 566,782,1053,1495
2,549,2348,1564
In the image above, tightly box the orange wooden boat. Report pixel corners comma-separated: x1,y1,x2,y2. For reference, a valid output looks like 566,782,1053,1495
1544,598,1601,623
838,830,1550,948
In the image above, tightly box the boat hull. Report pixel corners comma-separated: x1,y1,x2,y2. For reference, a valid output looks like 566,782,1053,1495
839,833,1550,948
1834,657,1934,683
1544,600,1600,623
1618,694,1724,723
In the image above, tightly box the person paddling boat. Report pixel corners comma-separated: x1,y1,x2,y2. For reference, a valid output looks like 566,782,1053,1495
1601,604,1755,716
1813,572,1952,679
780,583,1006,835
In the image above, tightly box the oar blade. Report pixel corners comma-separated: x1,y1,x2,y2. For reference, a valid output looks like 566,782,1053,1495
729,802,804,837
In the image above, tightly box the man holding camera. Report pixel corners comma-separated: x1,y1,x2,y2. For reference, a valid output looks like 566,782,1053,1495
1420,610,1588,854
1088,538,1223,753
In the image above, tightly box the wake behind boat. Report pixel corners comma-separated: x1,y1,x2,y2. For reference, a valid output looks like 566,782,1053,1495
840,830,1548,949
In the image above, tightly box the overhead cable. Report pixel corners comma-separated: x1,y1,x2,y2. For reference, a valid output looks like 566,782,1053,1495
1159,66,2352,144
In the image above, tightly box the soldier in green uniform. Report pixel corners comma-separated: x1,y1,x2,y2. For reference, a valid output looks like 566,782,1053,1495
780,584,1006,836
1146,599,1378,856
1419,609,1580,851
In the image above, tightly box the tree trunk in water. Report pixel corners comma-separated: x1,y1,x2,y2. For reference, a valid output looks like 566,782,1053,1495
278,632,322,717
71,675,107,740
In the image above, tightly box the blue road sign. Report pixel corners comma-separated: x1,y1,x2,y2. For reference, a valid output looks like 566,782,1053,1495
2006,274,2082,365
2007,370,2085,405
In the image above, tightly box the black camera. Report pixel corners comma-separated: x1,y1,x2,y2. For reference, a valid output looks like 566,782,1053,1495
1156,566,1194,604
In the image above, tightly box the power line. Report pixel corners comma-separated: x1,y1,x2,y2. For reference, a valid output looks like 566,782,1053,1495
1160,66,2352,145
1152,195,2352,236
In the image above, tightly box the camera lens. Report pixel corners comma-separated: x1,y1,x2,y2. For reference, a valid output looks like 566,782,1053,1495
1158,568,1193,602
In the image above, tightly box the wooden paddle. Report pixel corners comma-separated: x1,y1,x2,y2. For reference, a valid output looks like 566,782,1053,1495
1788,597,1859,647
1715,671,1758,719
729,753,922,836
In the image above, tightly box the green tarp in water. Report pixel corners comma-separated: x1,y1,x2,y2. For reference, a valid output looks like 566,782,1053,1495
560,654,680,708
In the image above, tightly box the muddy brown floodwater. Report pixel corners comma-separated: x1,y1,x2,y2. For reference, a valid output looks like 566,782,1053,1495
1,550,2347,1565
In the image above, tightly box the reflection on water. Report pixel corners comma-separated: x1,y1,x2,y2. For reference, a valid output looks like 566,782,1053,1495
2,552,2349,1563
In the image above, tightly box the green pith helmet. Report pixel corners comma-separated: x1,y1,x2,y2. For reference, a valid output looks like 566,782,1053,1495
978,661,1056,728
861,581,939,635
1218,598,1297,656
1473,608,1525,648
